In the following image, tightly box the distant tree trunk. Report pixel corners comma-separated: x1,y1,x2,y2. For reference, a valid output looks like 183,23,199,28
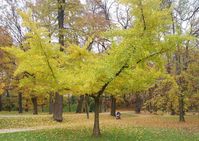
179,94,185,122
178,42,189,121
68,94,71,112
99,97,106,113
147,102,152,113
6,89,9,97
53,93,63,122
25,99,29,112
49,93,53,114
41,104,44,112
76,95,84,113
18,92,23,113
170,103,176,115
31,97,38,115
99,98,102,112
175,46,185,122
166,56,176,115
135,94,142,114
110,96,116,116
93,96,100,137
103,98,106,112
123,95,130,108
104,97,107,112
85,95,89,119
6,90,11,112
0,95,2,111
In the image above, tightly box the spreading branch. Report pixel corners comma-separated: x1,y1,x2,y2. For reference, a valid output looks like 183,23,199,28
95,48,168,97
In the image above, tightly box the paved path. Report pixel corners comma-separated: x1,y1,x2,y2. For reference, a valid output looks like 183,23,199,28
0,126,61,134
0,128,37,133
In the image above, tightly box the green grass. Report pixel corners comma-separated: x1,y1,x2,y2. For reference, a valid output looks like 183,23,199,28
0,112,198,141
0,127,198,141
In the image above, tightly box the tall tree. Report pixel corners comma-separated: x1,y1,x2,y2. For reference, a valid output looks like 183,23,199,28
52,0,66,122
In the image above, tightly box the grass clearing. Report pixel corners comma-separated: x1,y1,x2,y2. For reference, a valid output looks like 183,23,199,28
0,127,198,141
0,112,198,141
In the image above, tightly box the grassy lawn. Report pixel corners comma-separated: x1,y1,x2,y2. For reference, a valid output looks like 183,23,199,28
0,112,198,141
0,127,198,141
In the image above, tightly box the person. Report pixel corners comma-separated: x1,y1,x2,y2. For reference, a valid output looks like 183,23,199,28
116,111,121,119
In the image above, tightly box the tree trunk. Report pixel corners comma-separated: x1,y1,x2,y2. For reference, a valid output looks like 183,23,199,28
110,96,116,116
85,95,89,119
49,93,53,114
41,104,44,112
6,90,11,112
104,97,107,112
0,95,2,111
31,97,38,115
99,97,106,113
76,95,84,113
123,95,130,108
53,93,63,122
93,96,101,137
68,94,71,112
25,99,29,112
175,46,186,122
135,94,142,114
179,94,185,122
99,97,102,112
170,103,176,115
18,92,23,113
53,0,65,122
57,0,65,51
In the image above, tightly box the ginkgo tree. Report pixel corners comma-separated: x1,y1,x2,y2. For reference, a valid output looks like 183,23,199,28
2,0,186,138
66,0,179,137
60,0,180,137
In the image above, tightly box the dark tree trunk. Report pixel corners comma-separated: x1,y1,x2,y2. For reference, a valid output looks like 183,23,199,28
57,0,65,51
6,89,9,97
53,0,65,122
99,97,102,112
110,96,116,116
0,95,2,111
99,97,106,113
6,90,11,112
25,99,29,112
49,93,53,114
76,95,84,113
31,97,38,115
179,94,185,122
104,97,107,112
68,94,71,112
53,93,63,122
85,95,89,119
135,94,142,114
93,96,101,137
18,92,23,113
